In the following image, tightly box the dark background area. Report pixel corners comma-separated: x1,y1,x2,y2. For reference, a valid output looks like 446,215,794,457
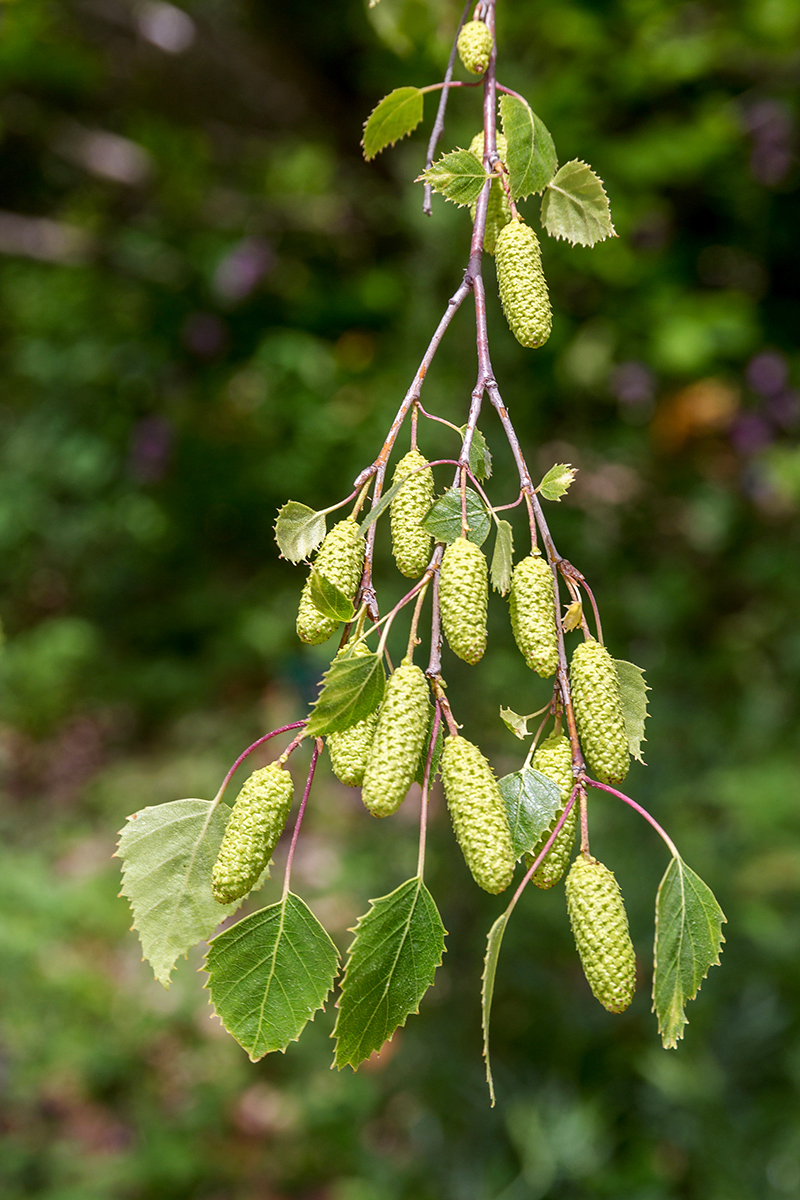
1,0,799,1196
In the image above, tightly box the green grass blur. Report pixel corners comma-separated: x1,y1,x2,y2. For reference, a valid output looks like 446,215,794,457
0,0,799,1196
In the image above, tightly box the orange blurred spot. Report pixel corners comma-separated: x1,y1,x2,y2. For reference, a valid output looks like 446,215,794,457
652,378,739,450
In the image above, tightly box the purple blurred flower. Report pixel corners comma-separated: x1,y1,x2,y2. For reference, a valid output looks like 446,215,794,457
741,99,794,187
746,351,788,397
610,361,656,406
730,412,773,455
767,388,800,430
213,238,273,303
128,415,173,482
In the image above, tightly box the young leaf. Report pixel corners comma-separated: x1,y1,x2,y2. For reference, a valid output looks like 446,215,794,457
563,600,583,631
418,150,488,207
363,87,424,160
653,857,725,1050
460,425,493,481
414,707,444,787
421,486,491,547
359,473,410,534
490,519,514,595
306,650,385,736
333,876,446,1069
309,570,355,623
482,911,508,1107
498,767,561,860
275,501,326,564
205,892,339,1060
116,799,239,988
499,706,533,739
540,160,616,247
499,94,558,199
537,463,577,501
614,659,650,764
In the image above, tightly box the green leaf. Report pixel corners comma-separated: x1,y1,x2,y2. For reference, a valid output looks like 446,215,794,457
275,501,326,563
363,87,424,160
460,425,493,481
309,570,355,623
116,799,239,988
653,857,725,1050
306,650,385,737
482,911,508,1107
499,706,535,739
540,159,616,247
418,150,488,207
498,767,561,860
421,486,491,547
359,474,410,534
490,519,514,595
614,659,650,764
333,876,446,1069
499,94,558,199
537,462,577,501
414,706,444,788
205,892,339,1060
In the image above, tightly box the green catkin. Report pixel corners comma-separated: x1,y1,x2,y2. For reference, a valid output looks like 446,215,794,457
439,536,488,665
569,639,629,785
456,19,493,75
525,733,577,888
296,517,364,645
390,450,435,578
361,661,430,817
212,763,294,904
469,133,511,255
494,219,552,349
326,644,379,787
440,736,515,894
565,854,636,1013
508,551,558,677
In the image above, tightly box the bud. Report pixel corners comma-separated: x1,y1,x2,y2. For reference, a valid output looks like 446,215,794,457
569,639,629,785
361,661,430,817
441,736,515,894
456,19,493,75
439,536,488,665
296,517,364,645
565,854,636,1013
526,733,576,888
468,133,510,255
508,551,558,677
494,220,552,349
327,643,379,787
390,450,435,578
212,763,294,904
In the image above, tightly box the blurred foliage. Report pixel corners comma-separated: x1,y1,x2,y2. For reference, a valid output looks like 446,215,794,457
0,0,799,1196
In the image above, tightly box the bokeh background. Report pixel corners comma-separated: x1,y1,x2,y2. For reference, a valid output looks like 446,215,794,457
1,0,799,1196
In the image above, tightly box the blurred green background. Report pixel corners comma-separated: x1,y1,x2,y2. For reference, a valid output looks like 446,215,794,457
1,0,799,1196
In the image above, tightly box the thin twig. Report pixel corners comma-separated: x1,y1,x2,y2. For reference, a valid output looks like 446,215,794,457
585,778,680,858
416,702,442,878
282,739,321,898
423,0,474,216
213,722,306,804
505,786,579,918
406,580,429,660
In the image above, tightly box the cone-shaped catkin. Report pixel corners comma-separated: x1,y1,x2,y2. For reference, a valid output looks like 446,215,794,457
441,736,515,894
495,220,552,349
569,639,629,785
327,643,379,787
508,551,558,677
212,763,293,904
565,854,636,1013
390,450,434,578
439,536,488,665
526,733,577,888
457,19,493,74
468,133,511,255
296,518,364,645
361,661,430,817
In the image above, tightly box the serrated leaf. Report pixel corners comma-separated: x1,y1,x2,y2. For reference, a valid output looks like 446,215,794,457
309,570,355,622
499,94,558,199
359,473,410,535
537,462,577,501
498,767,561,860
418,150,488,207
421,486,491,547
540,159,616,247
482,911,508,1107
499,707,534,739
460,425,493,481
116,799,238,988
653,857,725,1050
414,707,444,788
490,519,514,595
306,650,385,737
333,876,446,1069
563,600,583,631
205,892,339,1060
275,501,326,564
363,87,424,160
614,658,650,764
